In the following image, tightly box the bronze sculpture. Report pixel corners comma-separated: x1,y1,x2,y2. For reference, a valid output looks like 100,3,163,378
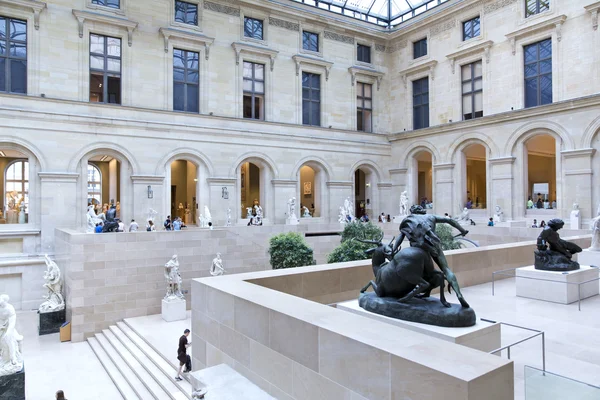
535,218,582,271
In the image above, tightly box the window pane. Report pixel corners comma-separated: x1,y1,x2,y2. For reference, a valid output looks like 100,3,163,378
187,70,199,83
462,82,472,94
302,100,310,124
244,18,263,40
243,95,252,118
174,82,185,111
461,64,472,80
524,44,537,63
474,92,483,112
0,42,5,56
243,79,253,92
540,59,551,74
303,31,319,52
540,74,552,105
187,84,199,112
90,35,105,54
474,61,483,77
302,72,309,86
525,78,538,108
174,50,185,67
107,58,120,72
463,95,473,115
357,110,363,131
254,81,264,93
311,74,320,88
90,55,104,70
10,20,27,41
0,18,5,41
0,59,6,91
364,84,372,98
90,73,103,102
311,103,320,126
363,110,372,133
254,64,264,80
474,78,483,91
243,62,252,78
107,38,121,57
539,39,551,59
10,43,26,58
174,68,185,82
311,89,320,101
107,76,121,104
187,52,199,70
10,60,27,94
254,95,263,119
524,63,537,78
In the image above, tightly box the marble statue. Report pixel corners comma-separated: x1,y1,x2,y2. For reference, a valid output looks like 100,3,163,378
302,206,311,218
0,294,23,376
399,190,409,217
535,219,582,271
86,205,104,233
338,206,346,223
226,208,232,227
590,204,600,251
210,253,225,276
39,255,65,313
199,214,207,228
164,255,184,300
246,207,253,219
570,202,581,229
18,203,26,224
254,205,263,225
359,205,474,327
287,197,299,224
456,207,470,225
204,206,212,224
493,205,504,223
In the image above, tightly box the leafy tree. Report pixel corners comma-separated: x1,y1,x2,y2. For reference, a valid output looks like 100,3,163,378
268,232,314,269
327,222,384,263
435,223,462,250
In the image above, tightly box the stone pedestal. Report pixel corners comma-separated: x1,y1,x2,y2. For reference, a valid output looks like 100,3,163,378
578,249,600,268
0,367,25,400
570,213,581,229
286,216,299,225
337,299,501,352
38,308,66,335
162,298,186,322
516,265,599,304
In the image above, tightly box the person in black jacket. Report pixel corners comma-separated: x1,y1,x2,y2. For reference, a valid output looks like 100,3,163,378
175,329,191,381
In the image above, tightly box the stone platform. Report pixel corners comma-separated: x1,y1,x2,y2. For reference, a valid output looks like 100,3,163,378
190,364,274,399
38,308,66,335
0,367,25,400
337,299,500,352
161,298,186,322
578,249,600,268
516,265,600,304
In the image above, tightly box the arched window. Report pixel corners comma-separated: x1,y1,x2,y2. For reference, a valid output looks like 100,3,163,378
87,164,102,205
5,160,29,211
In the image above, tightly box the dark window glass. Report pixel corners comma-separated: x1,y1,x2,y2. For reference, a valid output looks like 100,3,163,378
357,44,371,63
0,17,27,94
243,61,265,120
244,17,263,40
91,0,120,8
175,1,198,26
302,72,320,126
526,0,550,17
461,60,483,120
89,34,121,104
412,77,429,130
413,38,427,59
302,31,319,52
524,39,552,108
173,49,199,112
463,17,480,41
356,82,372,132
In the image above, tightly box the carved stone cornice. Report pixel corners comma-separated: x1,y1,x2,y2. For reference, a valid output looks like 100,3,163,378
271,179,296,187
488,156,516,165
399,60,437,87
505,15,567,55
348,66,384,90
159,28,214,59
389,168,408,174
231,42,279,71
433,163,455,171
430,19,456,36
130,175,165,183
292,54,333,81
206,177,236,185
446,40,494,73
483,0,517,15
584,2,600,31
560,148,596,159
38,172,79,182
203,1,239,16
268,17,299,32
72,9,138,46
326,181,353,188
324,31,354,45
0,0,46,30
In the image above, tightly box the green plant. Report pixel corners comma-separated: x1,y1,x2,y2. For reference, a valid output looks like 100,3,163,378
435,223,462,251
268,232,314,269
327,222,383,263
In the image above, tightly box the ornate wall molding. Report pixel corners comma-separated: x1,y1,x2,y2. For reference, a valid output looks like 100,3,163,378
323,30,354,45
483,0,517,15
386,40,407,53
268,16,299,31
374,44,386,52
204,1,240,16
430,19,456,36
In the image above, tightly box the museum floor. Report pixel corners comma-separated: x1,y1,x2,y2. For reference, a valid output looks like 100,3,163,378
17,279,600,400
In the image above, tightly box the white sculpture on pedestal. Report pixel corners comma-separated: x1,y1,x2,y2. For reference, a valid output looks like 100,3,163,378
570,203,581,230
39,255,65,313
287,197,299,225
147,208,158,223
0,294,23,376
210,253,225,276
399,191,409,217
590,203,600,251
456,207,471,225
87,205,106,233
338,206,346,223
302,206,311,218
164,255,184,301
204,206,212,224
18,203,26,224
493,205,504,223
226,208,232,227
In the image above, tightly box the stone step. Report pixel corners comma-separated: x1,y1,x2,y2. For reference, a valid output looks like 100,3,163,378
102,329,170,400
94,333,153,400
87,337,137,400
117,321,193,394
109,325,190,400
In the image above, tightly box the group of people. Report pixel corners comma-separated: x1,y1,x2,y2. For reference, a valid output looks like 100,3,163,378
527,194,557,210
162,215,189,231
94,218,142,233
465,197,481,209
378,213,392,223
531,219,547,228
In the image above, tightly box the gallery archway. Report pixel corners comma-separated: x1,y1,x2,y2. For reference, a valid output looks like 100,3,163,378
462,144,487,209
409,150,433,207
353,165,379,219
168,160,198,225
296,162,329,219
524,134,557,209
0,146,39,226
237,158,274,220
87,156,121,217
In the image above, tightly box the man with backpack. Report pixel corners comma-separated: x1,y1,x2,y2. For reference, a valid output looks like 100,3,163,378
164,215,172,231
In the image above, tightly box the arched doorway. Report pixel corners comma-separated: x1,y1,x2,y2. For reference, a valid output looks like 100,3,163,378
353,165,379,219
237,158,274,221
410,151,433,208
0,148,37,226
87,156,121,217
169,160,198,225
297,162,329,219
462,144,487,209
524,135,557,209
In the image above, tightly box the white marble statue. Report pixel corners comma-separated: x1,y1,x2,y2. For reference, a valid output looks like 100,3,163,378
0,294,23,376
399,190,409,217
287,197,299,224
210,253,225,276
87,205,105,233
204,206,212,224
302,206,311,218
590,203,600,251
164,255,184,301
338,206,346,224
493,205,504,223
246,207,253,218
570,202,581,229
18,203,26,224
39,255,65,313
254,205,263,225
147,208,158,223
226,208,232,227
199,214,206,228
456,207,470,225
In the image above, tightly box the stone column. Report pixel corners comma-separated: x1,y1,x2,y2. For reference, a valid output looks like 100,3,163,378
327,181,353,221
432,163,454,215
38,173,79,253
109,159,118,204
489,157,515,221
561,149,596,223
272,179,297,225
389,168,408,216
207,178,236,226
131,175,164,226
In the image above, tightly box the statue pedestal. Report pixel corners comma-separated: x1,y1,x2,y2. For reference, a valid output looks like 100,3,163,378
286,217,299,225
516,265,599,304
38,308,66,335
578,249,600,268
162,298,186,322
0,366,25,400
337,298,500,352
570,213,581,229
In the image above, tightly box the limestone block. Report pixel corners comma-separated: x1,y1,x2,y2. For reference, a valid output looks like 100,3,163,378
516,265,599,304
162,298,187,322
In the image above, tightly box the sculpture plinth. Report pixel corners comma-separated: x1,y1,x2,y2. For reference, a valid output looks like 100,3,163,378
0,365,24,400
359,292,476,328
162,298,186,322
534,219,582,272
38,308,66,335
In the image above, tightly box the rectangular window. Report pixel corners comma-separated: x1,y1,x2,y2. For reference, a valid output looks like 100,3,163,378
463,17,480,41
175,1,198,25
0,17,27,94
413,38,427,59
412,77,429,130
357,44,371,64
302,72,320,126
526,0,550,17
244,17,263,40
89,34,121,104
462,61,483,120
91,0,120,8
524,39,552,108
243,61,265,120
302,31,319,52
173,49,199,113
357,82,372,132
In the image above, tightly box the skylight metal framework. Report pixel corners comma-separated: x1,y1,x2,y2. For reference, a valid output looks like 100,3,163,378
290,0,451,28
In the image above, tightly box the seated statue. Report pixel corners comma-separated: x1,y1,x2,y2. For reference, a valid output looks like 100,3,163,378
534,218,582,271
102,205,119,233
455,207,470,226
0,294,23,376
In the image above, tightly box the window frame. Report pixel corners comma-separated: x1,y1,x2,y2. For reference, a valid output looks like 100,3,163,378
356,82,373,133
302,71,321,127
462,16,481,41
302,30,320,53
91,0,121,9
4,159,29,213
89,33,122,104
87,163,102,206
525,0,550,18
523,38,552,108
357,44,371,64
0,16,27,95
173,48,200,113
412,77,429,130
413,38,427,59
243,61,265,120
461,60,483,120
174,0,199,26
243,17,264,41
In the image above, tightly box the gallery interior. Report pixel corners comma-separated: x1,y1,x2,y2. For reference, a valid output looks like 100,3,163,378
1,0,600,399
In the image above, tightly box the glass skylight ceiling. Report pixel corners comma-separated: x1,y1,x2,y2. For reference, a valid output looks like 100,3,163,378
290,0,451,27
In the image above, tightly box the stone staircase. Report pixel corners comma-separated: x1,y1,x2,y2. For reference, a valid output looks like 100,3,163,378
87,320,191,400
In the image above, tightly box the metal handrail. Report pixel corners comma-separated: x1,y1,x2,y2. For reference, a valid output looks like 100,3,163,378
524,366,600,389
491,267,600,311
481,318,545,372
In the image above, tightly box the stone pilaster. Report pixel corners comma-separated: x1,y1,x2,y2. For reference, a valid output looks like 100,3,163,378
433,163,454,215
489,157,515,220
561,148,596,222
